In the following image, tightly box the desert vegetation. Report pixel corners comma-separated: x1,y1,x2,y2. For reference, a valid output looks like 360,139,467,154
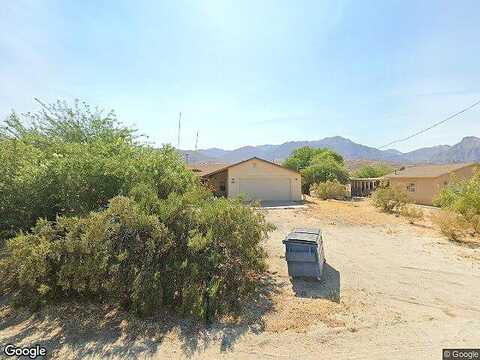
353,164,394,178
371,185,425,224
433,171,480,242
283,146,349,193
0,100,274,321
310,180,347,200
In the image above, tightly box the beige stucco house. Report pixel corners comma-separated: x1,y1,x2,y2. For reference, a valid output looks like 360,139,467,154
385,163,478,205
190,157,302,202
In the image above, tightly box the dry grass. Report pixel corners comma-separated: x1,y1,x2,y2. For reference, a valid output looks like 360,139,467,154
262,294,344,333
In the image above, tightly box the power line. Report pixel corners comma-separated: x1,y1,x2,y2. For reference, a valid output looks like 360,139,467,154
378,99,480,149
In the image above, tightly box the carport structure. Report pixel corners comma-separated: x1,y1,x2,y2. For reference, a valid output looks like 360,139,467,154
350,177,384,197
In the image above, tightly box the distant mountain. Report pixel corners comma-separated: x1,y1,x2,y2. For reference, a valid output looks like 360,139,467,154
430,136,480,163
184,136,480,165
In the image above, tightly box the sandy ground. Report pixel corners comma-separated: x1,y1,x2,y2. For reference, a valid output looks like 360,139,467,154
1,198,480,359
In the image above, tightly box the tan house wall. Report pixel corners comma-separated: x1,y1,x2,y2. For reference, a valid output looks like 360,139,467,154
389,164,478,205
227,159,302,201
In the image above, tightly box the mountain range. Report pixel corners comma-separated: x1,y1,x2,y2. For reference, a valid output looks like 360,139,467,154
182,136,480,165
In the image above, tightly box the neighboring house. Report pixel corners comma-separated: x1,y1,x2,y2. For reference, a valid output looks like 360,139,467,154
385,163,479,205
189,157,302,202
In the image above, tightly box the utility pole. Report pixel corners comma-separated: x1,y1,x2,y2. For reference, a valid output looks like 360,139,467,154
195,130,199,152
177,112,182,149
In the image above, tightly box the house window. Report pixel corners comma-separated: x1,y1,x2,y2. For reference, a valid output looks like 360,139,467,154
406,183,416,192
220,183,226,192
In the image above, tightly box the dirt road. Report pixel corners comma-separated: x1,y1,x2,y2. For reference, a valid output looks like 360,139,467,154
1,199,479,359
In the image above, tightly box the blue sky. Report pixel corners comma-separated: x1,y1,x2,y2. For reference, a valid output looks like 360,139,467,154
1,0,479,151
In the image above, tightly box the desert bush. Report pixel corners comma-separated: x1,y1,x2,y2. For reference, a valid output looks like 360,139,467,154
434,170,480,234
310,180,347,200
0,99,275,321
400,205,424,224
0,185,274,320
371,185,409,213
431,210,470,242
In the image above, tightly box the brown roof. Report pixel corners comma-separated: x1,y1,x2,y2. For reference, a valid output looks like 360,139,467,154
187,163,229,177
194,157,300,177
386,163,478,179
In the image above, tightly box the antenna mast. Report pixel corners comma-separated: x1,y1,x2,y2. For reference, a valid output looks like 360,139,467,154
195,130,199,151
177,112,182,148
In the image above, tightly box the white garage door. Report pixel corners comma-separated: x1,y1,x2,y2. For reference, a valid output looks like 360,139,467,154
238,177,291,201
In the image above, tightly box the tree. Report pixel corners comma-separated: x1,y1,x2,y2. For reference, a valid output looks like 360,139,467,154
0,99,196,239
283,146,348,193
354,164,393,178
283,147,345,172
302,159,349,193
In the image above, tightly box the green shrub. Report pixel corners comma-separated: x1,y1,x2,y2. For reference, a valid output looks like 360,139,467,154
310,180,347,200
434,171,480,211
0,185,274,320
400,205,424,224
434,170,480,233
0,100,275,321
372,186,409,213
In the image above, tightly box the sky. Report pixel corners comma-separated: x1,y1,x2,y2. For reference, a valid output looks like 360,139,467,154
1,0,479,152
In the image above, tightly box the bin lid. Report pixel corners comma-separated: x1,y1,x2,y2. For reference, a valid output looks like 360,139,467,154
293,228,321,236
284,231,321,245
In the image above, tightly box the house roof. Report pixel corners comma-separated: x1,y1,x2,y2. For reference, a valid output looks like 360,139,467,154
196,157,301,177
187,163,229,177
385,163,477,179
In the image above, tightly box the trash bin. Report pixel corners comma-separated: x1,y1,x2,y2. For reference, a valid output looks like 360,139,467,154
282,228,324,279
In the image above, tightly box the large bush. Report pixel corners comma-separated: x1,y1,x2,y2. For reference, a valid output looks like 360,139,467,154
371,185,409,213
434,170,480,221
0,99,274,321
433,170,480,240
0,185,273,320
310,180,347,200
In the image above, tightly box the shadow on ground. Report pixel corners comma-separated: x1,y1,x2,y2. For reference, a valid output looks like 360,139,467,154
290,263,341,302
0,273,282,359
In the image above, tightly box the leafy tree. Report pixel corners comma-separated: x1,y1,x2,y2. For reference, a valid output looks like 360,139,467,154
0,100,197,239
283,146,318,171
311,149,344,165
354,164,393,178
283,146,348,193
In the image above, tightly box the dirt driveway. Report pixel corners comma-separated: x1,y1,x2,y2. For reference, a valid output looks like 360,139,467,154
1,199,479,359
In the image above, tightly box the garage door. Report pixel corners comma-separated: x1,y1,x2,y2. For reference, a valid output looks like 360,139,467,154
238,178,291,201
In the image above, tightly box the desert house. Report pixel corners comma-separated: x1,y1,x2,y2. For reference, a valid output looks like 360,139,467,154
189,157,302,202
385,162,479,205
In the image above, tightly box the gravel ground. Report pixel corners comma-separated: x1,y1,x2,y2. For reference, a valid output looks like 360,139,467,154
1,199,479,359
